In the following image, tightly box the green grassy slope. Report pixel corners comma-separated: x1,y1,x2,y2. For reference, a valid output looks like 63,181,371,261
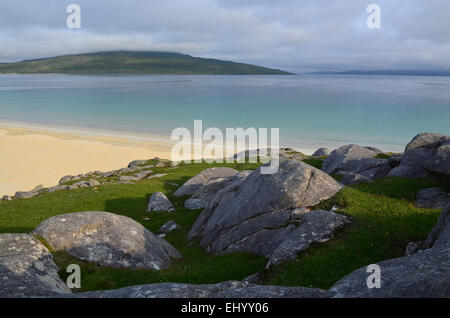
0,159,442,292
0,51,292,75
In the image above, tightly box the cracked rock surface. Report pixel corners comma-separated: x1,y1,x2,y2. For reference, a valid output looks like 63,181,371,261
189,159,346,265
389,133,450,183
31,211,181,270
147,192,175,212
0,234,71,297
72,281,327,298
174,167,238,197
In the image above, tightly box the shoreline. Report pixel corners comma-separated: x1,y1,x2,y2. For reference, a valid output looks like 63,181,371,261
0,121,175,196
0,119,404,196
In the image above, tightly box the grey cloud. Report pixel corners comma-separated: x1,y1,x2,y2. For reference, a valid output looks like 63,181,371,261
0,0,449,72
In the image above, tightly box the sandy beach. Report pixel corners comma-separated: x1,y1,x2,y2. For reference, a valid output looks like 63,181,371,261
0,122,174,196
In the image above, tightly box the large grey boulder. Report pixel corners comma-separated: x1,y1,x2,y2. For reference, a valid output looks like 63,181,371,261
72,281,327,298
415,188,450,210
330,244,450,298
422,204,450,249
48,185,70,193
128,160,147,168
174,167,238,197
0,234,71,297
31,212,181,270
14,185,45,199
184,170,253,210
389,133,450,180
330,204,450,298
312,148,330,157
184,177,233,210
189,159,345,266
337,158,391,182
147,192,175,212
322,145,379,175
423,140,450,188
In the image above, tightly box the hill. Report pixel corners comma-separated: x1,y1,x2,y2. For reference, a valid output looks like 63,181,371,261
0,51,292,75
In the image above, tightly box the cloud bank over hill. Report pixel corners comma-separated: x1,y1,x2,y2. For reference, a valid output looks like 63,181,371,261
1,0,450,73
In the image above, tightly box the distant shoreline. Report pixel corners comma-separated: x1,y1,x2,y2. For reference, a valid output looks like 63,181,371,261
308,71,450,77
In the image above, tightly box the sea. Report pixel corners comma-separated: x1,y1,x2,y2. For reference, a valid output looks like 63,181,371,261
1,74,449,153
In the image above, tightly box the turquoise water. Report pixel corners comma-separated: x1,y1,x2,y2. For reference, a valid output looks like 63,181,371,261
0,74,449,152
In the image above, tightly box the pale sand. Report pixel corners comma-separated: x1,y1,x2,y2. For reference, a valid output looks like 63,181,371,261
0,121,318,196
0,123,174,196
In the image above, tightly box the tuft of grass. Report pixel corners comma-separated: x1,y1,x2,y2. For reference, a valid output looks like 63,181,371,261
374,153,392,159
302,158,324,169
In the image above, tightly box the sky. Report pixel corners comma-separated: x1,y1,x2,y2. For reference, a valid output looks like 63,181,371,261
1,0,450,73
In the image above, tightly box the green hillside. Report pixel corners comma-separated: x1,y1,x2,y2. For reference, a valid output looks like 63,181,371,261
0,51,292,75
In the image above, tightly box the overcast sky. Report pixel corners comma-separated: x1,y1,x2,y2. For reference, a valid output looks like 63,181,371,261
1,0,449,72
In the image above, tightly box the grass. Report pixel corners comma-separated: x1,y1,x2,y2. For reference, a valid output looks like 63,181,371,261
0,159,443,292
0,161,265,292
302,158,324,169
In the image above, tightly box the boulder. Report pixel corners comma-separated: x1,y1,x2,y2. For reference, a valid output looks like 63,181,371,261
337,158,391,180
174,167,238,197
341,173,370,186
330,243,450,297
147,192,175,212
422,204,450,249
189,159,345,266
0,234,71,297
31,211,181,270
388,148,434,178
134,170,154,180
128,159,147,168
100,170,117,178
423,141,450,189
59,175,72,185
14,185,45,199
405,133,448,152
389,133,450,180
157,221,181,235
330,204,450,297
119,175,139,182
73,281,327,298
48,185,70,193
14,191,37,199
322,145,379,175
415,188,450,210
312,148,330,157
87,179,100,187
184,171,252,210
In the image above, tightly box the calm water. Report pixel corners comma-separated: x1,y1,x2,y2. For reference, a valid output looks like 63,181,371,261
0,74,449,152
